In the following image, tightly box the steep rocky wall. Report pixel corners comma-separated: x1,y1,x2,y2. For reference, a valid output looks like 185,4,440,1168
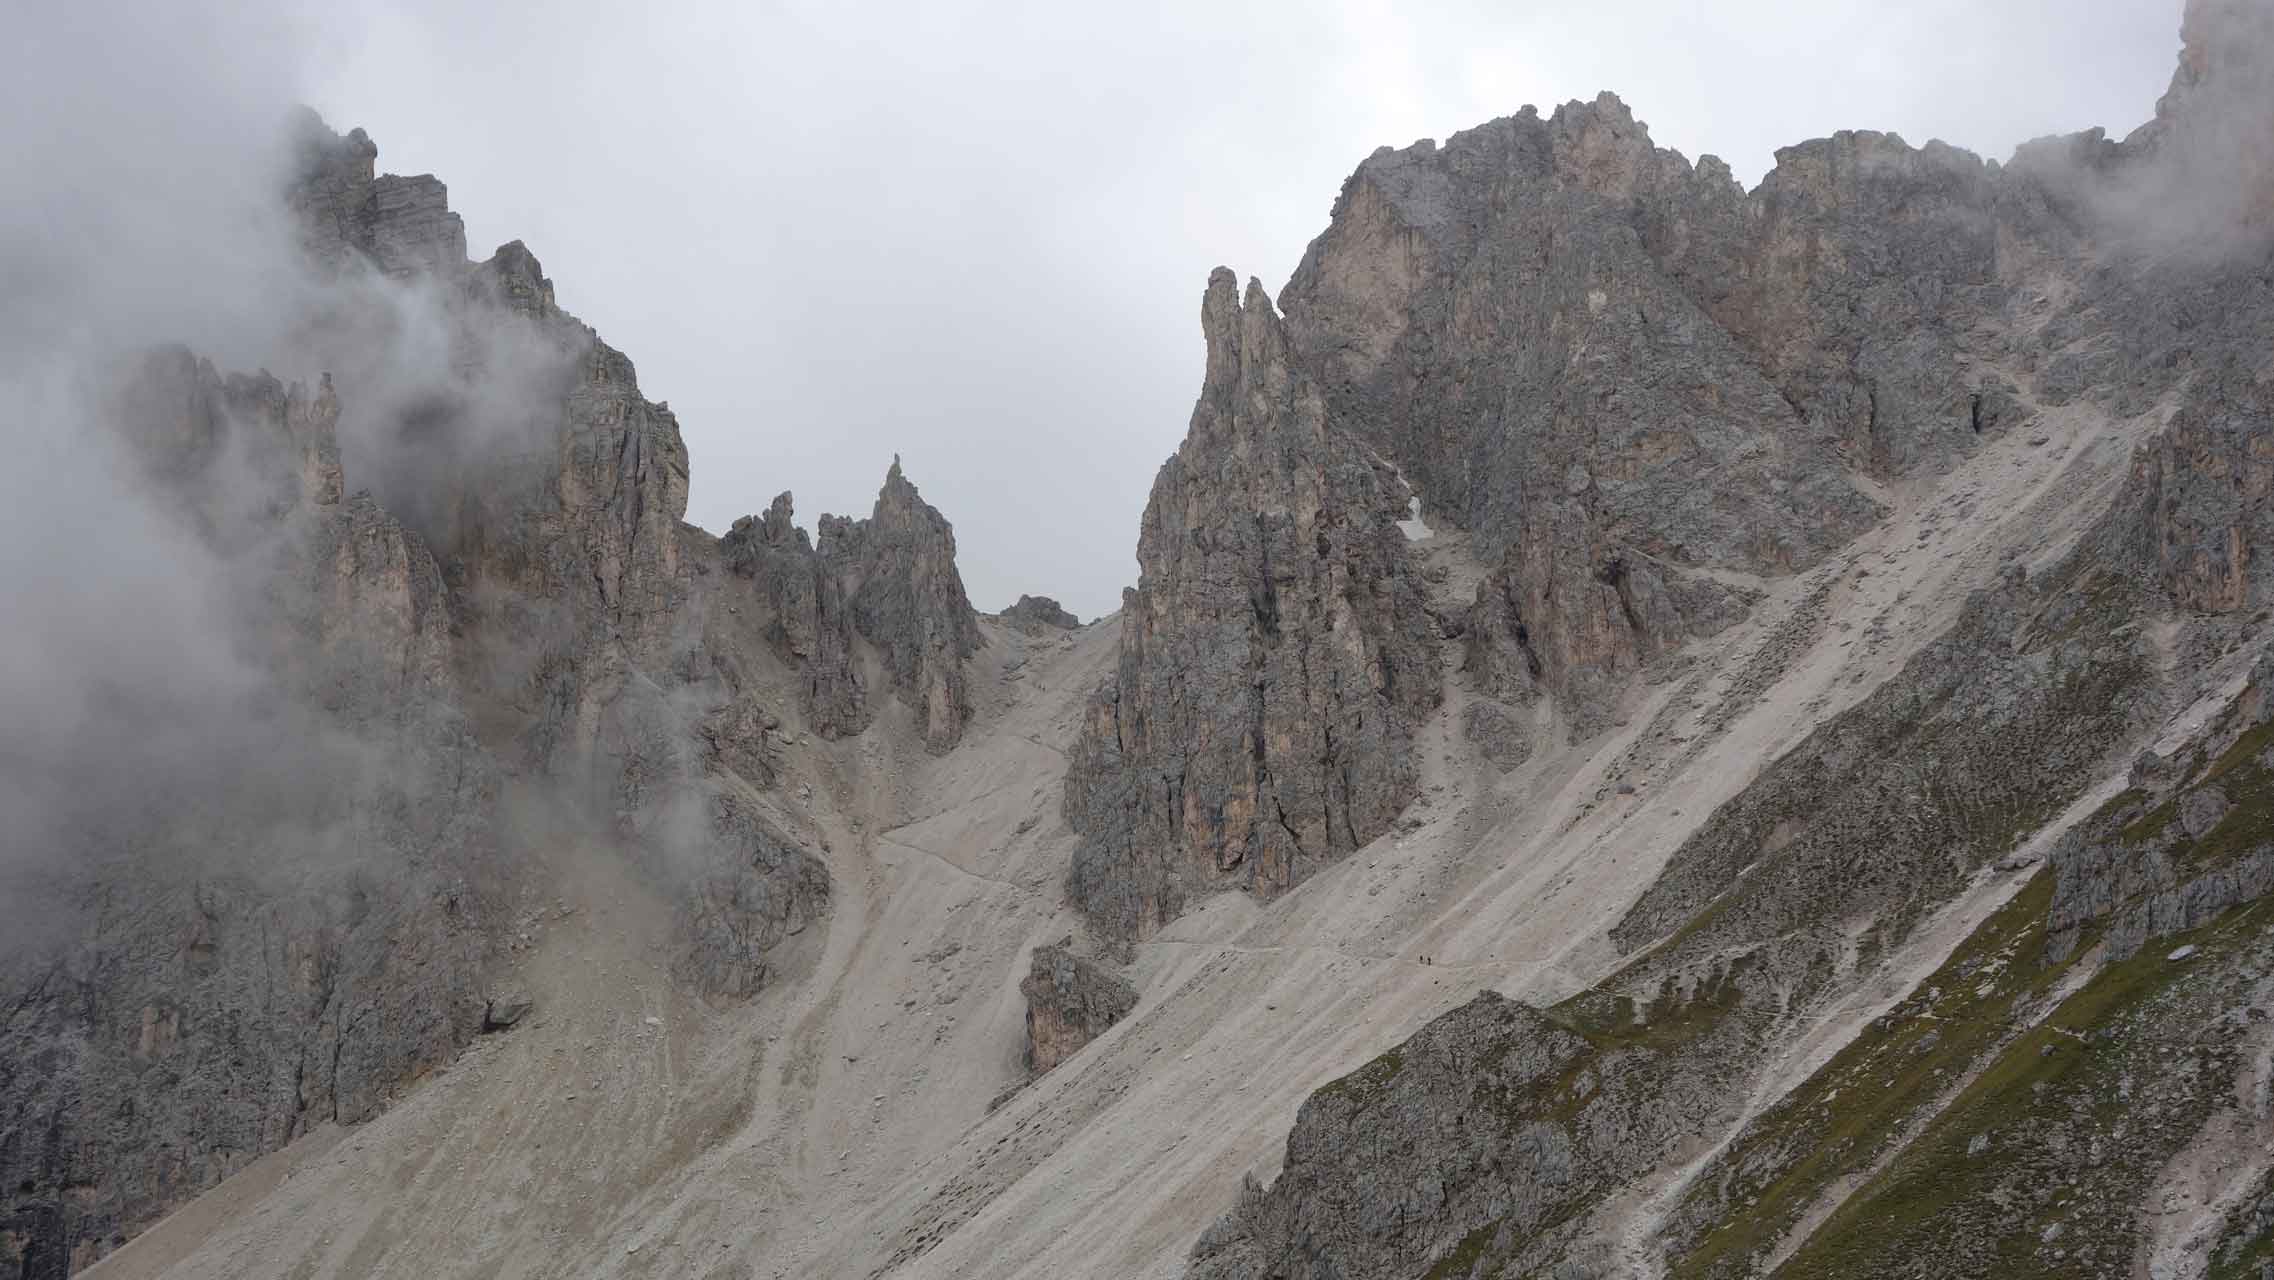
1064,270,1441,941
1278,95,1894,719
1187,991,1666,1280
719,459,983,752
1183,15,2274,1265
282,118,846,1010
1185,535,2167,1278
0,113,895,1273
1648,651,2274,1279
0,350,500,1279
820,458,983,752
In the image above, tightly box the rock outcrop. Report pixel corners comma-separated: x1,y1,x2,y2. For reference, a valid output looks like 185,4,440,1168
10,4,2273,1275
1188,990,1710,1279
720,460,983,751
1019,943,1138,1075
1190,539,2165,1279
998,594,1080,631
1182,10,2274,1274
722,491,866,735
1064,270,1442,942
283,119,847,1006
2047,649,2274,965
0,345,500,1278
0,114,891,1272
1277,96,1894,720
1266,0,2269,735
820,458,983,752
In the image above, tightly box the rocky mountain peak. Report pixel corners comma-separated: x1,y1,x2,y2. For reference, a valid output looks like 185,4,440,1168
469,239,557,316
999,594,1080,631
12,9,2274,1279
1064,266,1441,941
817,456,983,752
2130,0,2274,249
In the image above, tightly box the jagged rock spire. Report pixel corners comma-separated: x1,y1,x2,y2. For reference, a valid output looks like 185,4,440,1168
1063,268,1441,941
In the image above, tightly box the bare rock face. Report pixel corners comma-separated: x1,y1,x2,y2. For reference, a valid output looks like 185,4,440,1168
722,491,866,736
1279,95,1884,721
2106,365,2274,613
0,116,847,1272
1191,550,2166,1280
2038,2,2274,620
2118,0,2274,252
2047,648,2274,965
1188,991,1706,1279
1019,943,1138,1075
998,594,1080,631
720,461,982,751
0,348,500,1277
1185,14,2274,1274
1064,270,1441,941
818,458,983,752
280,125,837,1012
287,110,467,278
668,796,833,999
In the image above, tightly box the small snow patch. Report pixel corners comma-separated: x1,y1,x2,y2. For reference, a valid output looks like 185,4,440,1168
1397,497,1431,542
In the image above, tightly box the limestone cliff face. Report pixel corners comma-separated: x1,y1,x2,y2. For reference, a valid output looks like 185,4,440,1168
998,594,1080,632
1188,992,1686,1280
719,461,982,752
2107,366,2274,614
281,119,838,1008
0,346,499,1278
1182,10,2274,1275
0,114,927,1273
820,459,984,752
1192,546,2166,1279
1064,270,1441,941
1279,95,1891,720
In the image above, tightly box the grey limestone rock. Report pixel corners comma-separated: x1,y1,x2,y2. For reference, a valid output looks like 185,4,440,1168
1459,700,1533,770
1063,270,1442,941
1018,943,1138,1075
1278,93,1886,721
819,457,983,753
1179,11,2274,1246
998,594,1080,631
0,114,850,1273
482,988,535,1031
722,491,867,736
721,461,983,751
0,343,500,1276
1188,990,1715,1280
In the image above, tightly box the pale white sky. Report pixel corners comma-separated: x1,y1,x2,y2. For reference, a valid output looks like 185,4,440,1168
286,1,2183,618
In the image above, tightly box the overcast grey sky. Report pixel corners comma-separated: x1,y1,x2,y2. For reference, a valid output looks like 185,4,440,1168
293,1,2178,619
